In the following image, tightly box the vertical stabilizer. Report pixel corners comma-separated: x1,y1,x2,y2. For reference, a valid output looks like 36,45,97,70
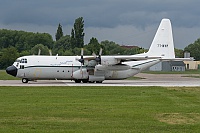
147,18,175,59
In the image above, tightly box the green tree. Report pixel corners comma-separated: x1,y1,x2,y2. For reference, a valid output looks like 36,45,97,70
120,47,140,55
100,40,144,55
31,33,54,49
55,23,63,41
0,26,74,60
0,47,19,69
109,46,124,55
72,47,90,56
0,29,17,48
53,35,71,55
184,38,200,60
175,48,184,58
85,37,102,55
0,29,54,51
63,50,74,56
19,50,31,57
70,29,76,49
72,17,85,48
31,44,49,55
101,40,120,55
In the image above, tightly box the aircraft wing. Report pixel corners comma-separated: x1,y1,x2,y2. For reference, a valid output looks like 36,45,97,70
114,55,162,62
82,54,162,62
115,56,194,62
80,55,162,67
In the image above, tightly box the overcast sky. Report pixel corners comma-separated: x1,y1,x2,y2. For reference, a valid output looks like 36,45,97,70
1,0,200,49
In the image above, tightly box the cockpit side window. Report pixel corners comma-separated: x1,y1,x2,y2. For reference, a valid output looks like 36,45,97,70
15,59,21,67
20,58,28,63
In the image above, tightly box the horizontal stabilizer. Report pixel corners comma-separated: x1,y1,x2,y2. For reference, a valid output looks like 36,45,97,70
160,57,194,61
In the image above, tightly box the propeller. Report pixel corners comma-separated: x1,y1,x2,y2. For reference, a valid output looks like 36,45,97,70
78,48,84,65
78,48,84,76
95,48,102,64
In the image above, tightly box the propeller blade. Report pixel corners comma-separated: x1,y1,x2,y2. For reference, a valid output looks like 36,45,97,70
95,48,102,64
81,48,84,57
78,48,84,66
80,63,82,72
38,49,41,55
99,48,102,56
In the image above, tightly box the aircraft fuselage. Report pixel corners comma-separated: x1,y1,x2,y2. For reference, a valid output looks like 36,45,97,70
6,55,160,83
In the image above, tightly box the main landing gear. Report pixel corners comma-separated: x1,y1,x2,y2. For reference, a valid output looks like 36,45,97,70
74,79,103,83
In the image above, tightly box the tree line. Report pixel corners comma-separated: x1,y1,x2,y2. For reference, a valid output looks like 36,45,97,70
0,17,199,69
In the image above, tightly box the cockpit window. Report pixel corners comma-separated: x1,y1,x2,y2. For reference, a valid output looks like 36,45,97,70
20,58,27,63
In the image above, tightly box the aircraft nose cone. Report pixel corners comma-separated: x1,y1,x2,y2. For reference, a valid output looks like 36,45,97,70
6,65,18,77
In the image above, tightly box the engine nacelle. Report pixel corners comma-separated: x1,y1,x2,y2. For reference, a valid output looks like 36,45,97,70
101,56,119,65
72,69,88,79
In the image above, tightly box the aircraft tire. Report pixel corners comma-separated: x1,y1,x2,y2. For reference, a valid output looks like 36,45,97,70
96,81,103,83
75,79,81,83
22,78,29,83
82,79,88,83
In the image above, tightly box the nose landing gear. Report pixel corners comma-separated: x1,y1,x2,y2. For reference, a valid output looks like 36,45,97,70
22,78,29,83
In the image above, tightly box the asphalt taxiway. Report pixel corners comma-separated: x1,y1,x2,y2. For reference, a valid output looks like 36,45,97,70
0,73,200,87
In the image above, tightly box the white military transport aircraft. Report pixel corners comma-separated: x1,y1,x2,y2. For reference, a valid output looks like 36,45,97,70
6,18,191,83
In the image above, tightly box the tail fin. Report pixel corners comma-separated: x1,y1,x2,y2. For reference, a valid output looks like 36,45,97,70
146,18,175,59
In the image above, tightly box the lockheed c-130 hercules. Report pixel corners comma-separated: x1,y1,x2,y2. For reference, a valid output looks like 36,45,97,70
6,18,192,83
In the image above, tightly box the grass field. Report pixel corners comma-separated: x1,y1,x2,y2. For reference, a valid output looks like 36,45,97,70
0,86,200,132
0,70,20,80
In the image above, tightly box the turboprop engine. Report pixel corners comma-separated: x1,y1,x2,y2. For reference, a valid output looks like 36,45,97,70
100,56,120,65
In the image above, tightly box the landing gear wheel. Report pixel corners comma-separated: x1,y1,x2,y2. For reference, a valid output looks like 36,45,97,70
82,79,88,83
75,79,81,83
96,81,103,83
22,78,29,83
